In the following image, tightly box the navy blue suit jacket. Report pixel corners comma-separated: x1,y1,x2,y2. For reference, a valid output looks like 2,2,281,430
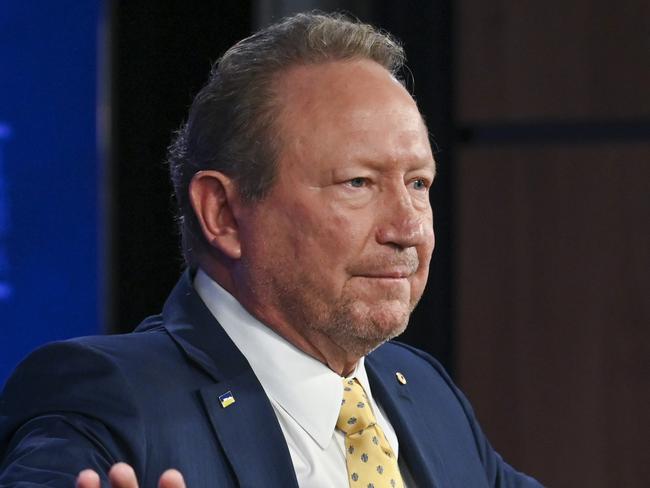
0,272,543,487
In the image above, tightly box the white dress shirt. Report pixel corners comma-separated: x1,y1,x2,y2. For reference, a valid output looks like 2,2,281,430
194,269,412,487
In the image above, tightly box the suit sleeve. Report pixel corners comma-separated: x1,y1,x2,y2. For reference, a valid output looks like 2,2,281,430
0,340,146,487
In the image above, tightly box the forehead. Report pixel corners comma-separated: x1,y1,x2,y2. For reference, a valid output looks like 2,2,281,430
273,59,433,171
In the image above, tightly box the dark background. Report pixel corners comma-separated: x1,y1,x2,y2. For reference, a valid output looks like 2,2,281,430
3,1,647,487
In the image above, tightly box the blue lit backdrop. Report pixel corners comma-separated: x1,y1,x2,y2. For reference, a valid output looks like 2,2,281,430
0,1,103,385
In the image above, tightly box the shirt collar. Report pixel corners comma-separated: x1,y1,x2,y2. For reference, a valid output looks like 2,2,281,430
194,269,377,450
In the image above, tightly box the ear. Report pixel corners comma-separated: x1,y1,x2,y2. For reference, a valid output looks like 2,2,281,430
189,170,242,260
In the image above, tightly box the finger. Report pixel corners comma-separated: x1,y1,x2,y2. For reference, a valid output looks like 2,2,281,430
76,469,101,488
158,469,186,488
108,462,139,488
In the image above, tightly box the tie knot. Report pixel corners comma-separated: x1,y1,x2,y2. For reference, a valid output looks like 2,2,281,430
337,378,376,435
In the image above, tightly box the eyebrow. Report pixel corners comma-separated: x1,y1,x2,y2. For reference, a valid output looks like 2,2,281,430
409,159,436,179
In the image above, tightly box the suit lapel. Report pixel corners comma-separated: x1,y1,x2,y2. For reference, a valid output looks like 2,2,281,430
160,271,299,488
199,373,299,488
366,351,452,488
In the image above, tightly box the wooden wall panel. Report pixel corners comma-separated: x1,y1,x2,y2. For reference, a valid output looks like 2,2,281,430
456,0,650,121
455,146,650,487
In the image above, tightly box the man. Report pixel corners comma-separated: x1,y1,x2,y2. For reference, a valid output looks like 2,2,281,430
0,12,543,488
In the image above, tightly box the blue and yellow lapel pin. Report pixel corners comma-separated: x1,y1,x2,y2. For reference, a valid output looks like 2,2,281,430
219,391,236,408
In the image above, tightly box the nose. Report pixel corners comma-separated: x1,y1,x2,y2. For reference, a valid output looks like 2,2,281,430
375,187,433,250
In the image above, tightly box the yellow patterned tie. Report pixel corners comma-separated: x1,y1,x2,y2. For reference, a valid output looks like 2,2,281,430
337,378,404,488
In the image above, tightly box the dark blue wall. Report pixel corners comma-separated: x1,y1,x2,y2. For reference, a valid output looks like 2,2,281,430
0,1,102,386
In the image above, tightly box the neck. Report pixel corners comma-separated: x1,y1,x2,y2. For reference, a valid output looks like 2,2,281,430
197,260,362,376
234,295,362,377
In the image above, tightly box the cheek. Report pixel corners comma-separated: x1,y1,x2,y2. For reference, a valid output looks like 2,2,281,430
286,201,357,262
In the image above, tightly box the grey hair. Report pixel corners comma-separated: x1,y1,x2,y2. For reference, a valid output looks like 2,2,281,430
167,11,405,266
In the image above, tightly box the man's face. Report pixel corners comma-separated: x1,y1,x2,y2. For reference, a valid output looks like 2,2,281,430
236,59,435,359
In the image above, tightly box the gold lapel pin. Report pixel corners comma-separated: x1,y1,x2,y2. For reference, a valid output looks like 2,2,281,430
396,372,407,385
219,391,236,408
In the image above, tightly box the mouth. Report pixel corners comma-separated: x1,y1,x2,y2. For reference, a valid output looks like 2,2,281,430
355,269,414,280
349,255,420,281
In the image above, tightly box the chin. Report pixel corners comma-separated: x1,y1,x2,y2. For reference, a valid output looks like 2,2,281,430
375,315,409,343
341,304,411,355
358,298,410,329
347,322,408,357
307,295,413,357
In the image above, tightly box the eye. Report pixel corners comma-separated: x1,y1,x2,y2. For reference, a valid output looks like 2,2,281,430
347,177,368,188
411,178,429,191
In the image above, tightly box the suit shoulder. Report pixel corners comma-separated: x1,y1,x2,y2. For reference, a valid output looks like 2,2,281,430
18,313,172,366
0,314,173,414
